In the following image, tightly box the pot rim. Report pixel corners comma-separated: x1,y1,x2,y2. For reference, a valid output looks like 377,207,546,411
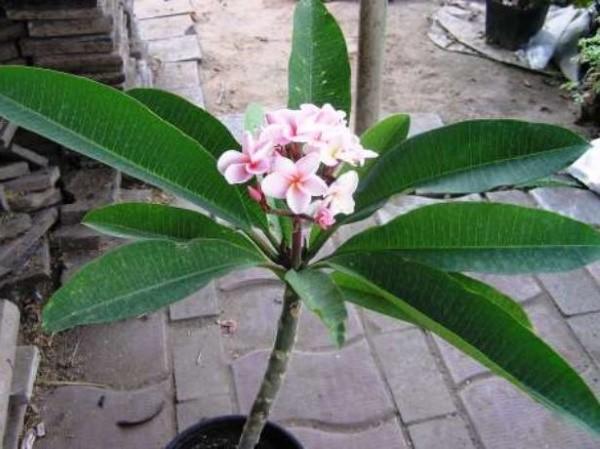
166,414,304,449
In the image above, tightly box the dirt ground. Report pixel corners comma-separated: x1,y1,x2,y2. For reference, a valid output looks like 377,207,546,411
193,0,595,135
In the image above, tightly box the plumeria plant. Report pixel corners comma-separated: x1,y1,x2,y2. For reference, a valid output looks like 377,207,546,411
0,0,599,447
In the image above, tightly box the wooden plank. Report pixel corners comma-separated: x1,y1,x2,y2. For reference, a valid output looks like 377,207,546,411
138,14,194,41
134,0,193,20
148,35,201,62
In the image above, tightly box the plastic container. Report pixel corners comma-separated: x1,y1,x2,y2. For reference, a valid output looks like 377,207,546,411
486,0,550,50
165,415,304,449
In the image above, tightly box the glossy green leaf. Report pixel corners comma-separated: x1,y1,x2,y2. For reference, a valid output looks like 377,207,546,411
0,67,253,229
244,103,265,133
288,0,351,116
332,271,414,325
335,202,600,274
448,273,531,329
127,88,268,233
83,202,256,250
128,88,240,158
286,269,347,347
326,253,600,433
355,120,590,218
43,239,265,332
360,114,410,159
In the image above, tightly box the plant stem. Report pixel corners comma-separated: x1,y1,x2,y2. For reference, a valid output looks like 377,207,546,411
237,223,304,449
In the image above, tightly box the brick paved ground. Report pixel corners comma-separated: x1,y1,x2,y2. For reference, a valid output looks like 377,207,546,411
36,1,600,448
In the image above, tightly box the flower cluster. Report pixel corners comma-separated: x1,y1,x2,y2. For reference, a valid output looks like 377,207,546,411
217,104,377,229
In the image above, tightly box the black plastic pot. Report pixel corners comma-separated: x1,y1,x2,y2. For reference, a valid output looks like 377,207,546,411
485,0,550,51
165,415,304,449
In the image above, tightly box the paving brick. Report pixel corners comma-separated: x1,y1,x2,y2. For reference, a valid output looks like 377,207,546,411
486,190,536,207
467,272,541,303
169,282,220,321
138,14,195,41
588,261,600,284
220,282,364,356
52,224,111,252
0,213,32,241
0,300,19,446
172,322,229,402
372,329,456,422
233,341,395,425
361,309,415,334
148,35,201,62
526,295,592,372
409,415,476,449
568,312,600,366
7,143,49,167
176,395,232,432
331,216,378,246
27,15,114,38
170,85,205,107
134,0,193,20
376,195,440,224
7,187,62,212
434,336,487,385
70,312,169,389
0,162,29,181
4,346,40,449
292,419,408,449
568,146,600,194
38,382,175,449
2,166,60,194
531,187,600,226
460,377,600,449
154,60,200,90
217,267,280,292
0,208,57,273
0,238,52,299
538,269,600,316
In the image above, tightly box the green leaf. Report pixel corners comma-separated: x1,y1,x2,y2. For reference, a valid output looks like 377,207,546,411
355,119,590,218
83,202,256,250
332,271,414,325
360,114,410,158
0,66,253,229
127,88,268,233
288,0,351,116
43,239,265,332
286,268,348,347
244,103,265,133
334,202,600,274
448,273,531,329
128,88,240,158
326,253,600,433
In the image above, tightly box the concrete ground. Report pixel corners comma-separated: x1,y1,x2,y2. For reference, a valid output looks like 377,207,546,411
36,1,600,449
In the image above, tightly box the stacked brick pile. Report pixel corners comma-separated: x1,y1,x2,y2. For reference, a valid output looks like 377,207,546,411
0,6,26,65
0,119,61,298
2,0,152,89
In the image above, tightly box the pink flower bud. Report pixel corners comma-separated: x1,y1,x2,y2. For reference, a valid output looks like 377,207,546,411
247,185,264,203
314,204,336,230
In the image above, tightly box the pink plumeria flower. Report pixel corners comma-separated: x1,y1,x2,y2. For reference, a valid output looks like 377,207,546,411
261,153,327,214
308,129,358,167
261,108,315,146
324,170,359,216
299,103,346,129
313,201,336,229
217,132,273,184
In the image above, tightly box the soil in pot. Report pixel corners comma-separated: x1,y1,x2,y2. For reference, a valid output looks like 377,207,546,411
486,0,550,50
166,416,303,449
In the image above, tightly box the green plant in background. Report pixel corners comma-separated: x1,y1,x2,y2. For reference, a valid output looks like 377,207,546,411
0,0,599,448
